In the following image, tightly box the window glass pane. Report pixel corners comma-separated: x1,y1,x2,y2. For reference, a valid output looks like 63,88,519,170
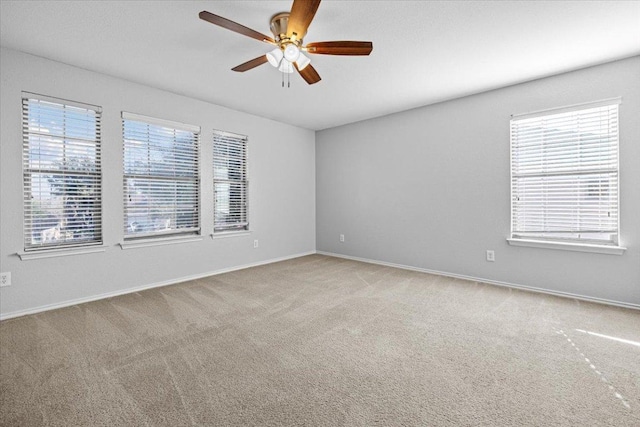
123,117,200,239
510,102,619,245
23,96,102,250
213,131,248,232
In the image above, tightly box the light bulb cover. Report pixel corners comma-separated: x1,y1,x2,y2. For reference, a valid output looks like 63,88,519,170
295,52,311,70
266,48,283,67
278,60,294,74
283,44,300,62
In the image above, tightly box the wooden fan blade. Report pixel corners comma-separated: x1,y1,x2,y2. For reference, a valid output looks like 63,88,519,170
199,11,275,44
287,0,321,40
232,55,269,72
295,63,321,85
305,41,373,56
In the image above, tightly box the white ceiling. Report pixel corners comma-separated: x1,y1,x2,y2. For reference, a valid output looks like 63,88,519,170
1,1,639,130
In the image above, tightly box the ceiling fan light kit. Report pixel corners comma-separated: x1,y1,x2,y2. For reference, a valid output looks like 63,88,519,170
296,52,311,70
266,48,284,67
279,60,294,74
199,0,373,86
283,43,300,62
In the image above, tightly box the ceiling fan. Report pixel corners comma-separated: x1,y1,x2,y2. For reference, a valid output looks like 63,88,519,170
199,0,373,85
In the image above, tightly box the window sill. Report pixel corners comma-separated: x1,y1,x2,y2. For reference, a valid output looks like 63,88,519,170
120,235,203,250
210,230,252,239
18,245,107,260
507,238,626,255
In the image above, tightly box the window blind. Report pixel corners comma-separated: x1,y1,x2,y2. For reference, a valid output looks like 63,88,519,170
122,112,200,239
213,130,248,232
22,94,102,251
510,100,620,244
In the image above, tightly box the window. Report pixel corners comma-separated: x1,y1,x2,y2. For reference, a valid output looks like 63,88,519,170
510,99,620,247
22,93,102,251
213,130,248,232
122,112,200,239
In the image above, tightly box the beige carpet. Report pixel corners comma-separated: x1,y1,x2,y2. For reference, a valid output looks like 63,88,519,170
1,254,639,426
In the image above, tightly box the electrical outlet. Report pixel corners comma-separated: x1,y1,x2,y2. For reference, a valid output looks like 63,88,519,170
486,250,495,262
253,239,259,248
0,272,11,287
339,234,345,243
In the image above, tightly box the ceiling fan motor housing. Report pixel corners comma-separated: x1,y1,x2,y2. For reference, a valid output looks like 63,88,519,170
270,12,301,46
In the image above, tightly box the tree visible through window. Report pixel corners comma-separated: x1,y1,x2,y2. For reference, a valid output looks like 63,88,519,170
510,99,620,245
22,94,102,250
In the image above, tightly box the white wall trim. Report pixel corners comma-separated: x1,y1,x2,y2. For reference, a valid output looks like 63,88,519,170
0,251,316,321
511,96,622,120
121,110,200,133
316,251,640,311
18,245,107,260
507,238,626,255
210,231,252,239
119,235,204,250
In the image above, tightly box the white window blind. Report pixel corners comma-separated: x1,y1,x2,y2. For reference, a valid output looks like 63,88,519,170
510,99,620,245
122,112,200,239
213,130,248,232
22,94,102,251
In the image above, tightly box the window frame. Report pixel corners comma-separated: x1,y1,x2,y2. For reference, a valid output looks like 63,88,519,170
212,129,249,234
508,98,625,254
121,112,201,242
21,92,103,253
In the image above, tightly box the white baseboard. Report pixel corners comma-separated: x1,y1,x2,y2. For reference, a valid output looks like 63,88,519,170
3,249,637,320
0,251,316,321
316,251,640,311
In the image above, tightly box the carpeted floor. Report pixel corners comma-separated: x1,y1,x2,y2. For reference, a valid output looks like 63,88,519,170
1,254,639,426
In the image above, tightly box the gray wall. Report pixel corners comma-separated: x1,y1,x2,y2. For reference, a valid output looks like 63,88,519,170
0,48,316,317
2,48,638,316
316,56,640,306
